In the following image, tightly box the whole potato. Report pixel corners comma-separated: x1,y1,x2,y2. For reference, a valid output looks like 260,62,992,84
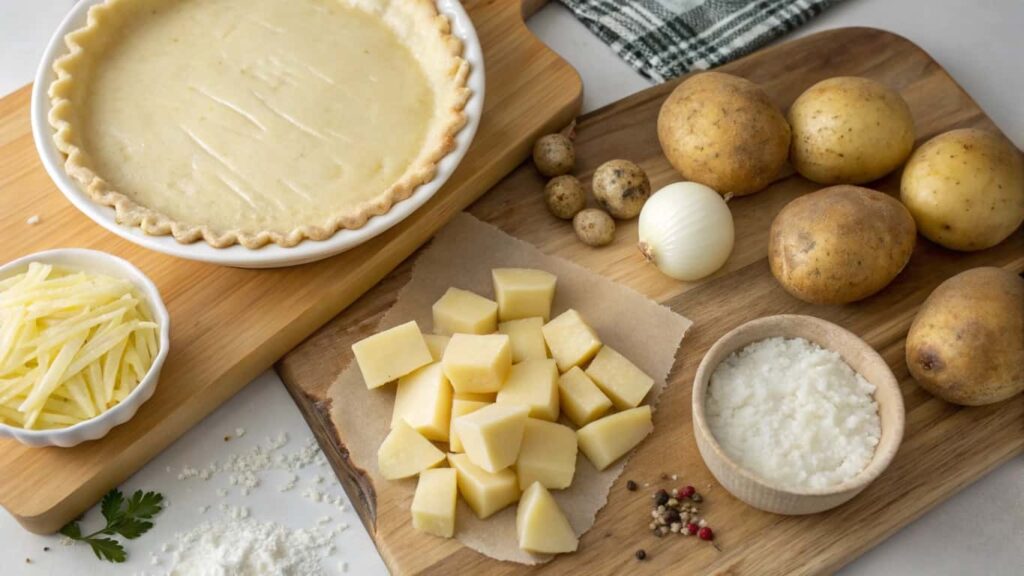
906,267,1023,405
769,185,916,304
900,128,1024,251
544,175,586,220
789,77,914,184
532,134,575,177
573,208,615,247
657,72,790,197
592,159,651,219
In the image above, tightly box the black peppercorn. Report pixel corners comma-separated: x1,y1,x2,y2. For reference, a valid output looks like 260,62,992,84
626,480,638,491
665,508,681,524
654,489,669,506
635,549,647,560
691,493,703,503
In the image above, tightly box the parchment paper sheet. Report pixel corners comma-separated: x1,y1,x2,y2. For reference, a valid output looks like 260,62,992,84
328,213,691,564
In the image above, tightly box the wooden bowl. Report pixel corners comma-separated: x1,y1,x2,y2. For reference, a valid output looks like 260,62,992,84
692,314,905,515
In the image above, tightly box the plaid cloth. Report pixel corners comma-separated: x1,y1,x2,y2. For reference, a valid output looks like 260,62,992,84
557,0,844,83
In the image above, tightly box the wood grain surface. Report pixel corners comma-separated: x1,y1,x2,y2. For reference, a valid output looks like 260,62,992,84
0,0,581,534
278,27,1024,575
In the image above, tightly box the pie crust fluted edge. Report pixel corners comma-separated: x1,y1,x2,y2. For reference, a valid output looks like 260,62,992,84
48,0,471,249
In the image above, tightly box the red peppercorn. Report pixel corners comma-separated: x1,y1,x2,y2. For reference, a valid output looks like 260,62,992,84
698,527,714,541
679,485,696,499
686,523,699,535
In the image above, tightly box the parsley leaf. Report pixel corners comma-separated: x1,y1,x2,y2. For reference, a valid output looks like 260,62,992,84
113,517,153,540
126,490,164,520
100,489,125,524
59,487,164,563
58,522,82,539
87,537,126,563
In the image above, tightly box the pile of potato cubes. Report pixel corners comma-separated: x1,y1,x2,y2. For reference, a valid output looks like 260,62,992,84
351,268,655,555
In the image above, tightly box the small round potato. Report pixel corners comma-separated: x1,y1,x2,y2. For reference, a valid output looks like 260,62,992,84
769,185,916,304
573,208,615,247
532,134,575,177
544,175,586,220
788,77,914,184
657,72,790,197
592,159,651,219
901,128,1024,251
906,267,1023,406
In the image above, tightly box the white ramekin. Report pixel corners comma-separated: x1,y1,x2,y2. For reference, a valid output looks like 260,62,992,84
31,0,485,268
0,249,170,447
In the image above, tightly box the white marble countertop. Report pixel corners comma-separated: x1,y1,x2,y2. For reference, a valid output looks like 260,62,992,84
2,1,1021,574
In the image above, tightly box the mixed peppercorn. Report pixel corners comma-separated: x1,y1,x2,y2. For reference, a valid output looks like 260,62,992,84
649,485,712,538
629,476,719,560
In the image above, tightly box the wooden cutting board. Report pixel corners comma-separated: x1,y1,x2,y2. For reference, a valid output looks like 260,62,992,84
0,0,581,534
278,27,1024,575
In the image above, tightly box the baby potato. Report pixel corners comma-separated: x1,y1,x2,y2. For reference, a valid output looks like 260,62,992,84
592,159,651,219
906,267,1023,406
533,134,575,177
900,128,1024,251
657,72,790,197
573,208,615,247
769,185,917,304
788,77,914,185
544,175,586,220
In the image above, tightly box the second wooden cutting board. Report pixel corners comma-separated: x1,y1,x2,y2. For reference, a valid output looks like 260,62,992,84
278,27,1024,575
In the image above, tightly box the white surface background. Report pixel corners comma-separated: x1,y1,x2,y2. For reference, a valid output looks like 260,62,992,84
1,1,1021,574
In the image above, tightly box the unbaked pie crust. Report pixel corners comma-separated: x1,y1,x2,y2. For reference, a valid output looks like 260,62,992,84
49,0,470,248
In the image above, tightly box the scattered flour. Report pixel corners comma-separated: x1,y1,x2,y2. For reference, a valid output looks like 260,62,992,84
151,429,354,575
165,518,335,576
281,473,299,492
706,336,881,490
175,434,327,487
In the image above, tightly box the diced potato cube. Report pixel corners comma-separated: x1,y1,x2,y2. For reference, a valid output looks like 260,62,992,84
492,268,557,322
577,406,653,471
441,334,511,394
432,287,498,335
516,419,577,490
558,367,613,427
498,317,548,362
352,321,433,389
411,468,457,538
449,399,488,453
585,346,654,409
454,392,496,402
448,453,520,519
392,363,453,442
454,403,529,473
542,309,602,372
516,482,578,554
423,334,451,362
378,420,446,479
495,359,559,421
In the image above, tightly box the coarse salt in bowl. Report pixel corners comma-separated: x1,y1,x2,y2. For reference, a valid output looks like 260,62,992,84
691,315,905,515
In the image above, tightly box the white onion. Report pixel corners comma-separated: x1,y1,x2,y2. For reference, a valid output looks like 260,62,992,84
638,182,735,281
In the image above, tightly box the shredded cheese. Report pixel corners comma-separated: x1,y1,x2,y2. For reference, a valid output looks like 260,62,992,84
0,262,158,429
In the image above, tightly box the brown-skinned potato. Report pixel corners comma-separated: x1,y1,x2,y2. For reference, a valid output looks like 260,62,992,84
901,128,1024,251
657,72,790,197
906,267,1024,406
769,185,916,304
788,77,914,185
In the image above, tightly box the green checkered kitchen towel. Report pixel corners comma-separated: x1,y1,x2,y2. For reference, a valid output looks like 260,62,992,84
558,0,844,82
